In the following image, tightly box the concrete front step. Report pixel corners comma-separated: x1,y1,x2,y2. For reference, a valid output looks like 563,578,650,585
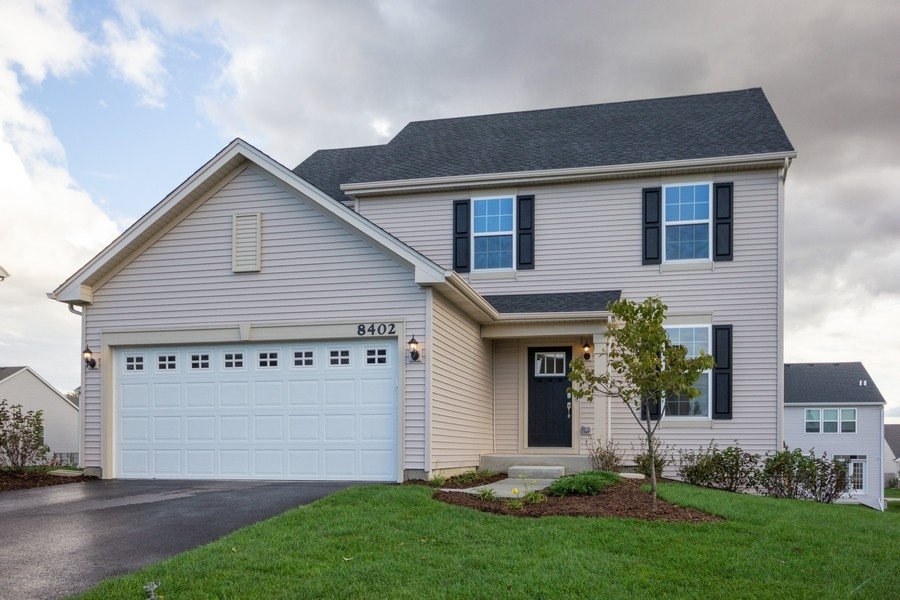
508,465,566,479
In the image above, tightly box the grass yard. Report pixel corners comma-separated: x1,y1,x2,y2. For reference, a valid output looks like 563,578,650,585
884,487,900,499
72,483,900,600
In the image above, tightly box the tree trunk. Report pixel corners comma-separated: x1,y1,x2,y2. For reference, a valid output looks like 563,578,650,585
646,414,657,511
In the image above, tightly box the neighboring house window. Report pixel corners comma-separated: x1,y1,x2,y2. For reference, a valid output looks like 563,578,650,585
805,408,857,433
125,356,144,371
224,352,244,369
664,183,710,261
452,195,534,272
642,183,733,264
190,353,210,370
835,455,866,494
293,350,314,367
157,355,177,370
664,326,711,417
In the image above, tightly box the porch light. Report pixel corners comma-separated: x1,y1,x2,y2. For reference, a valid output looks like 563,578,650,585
582,341,592,361
83,345,97,369
408,335,420,362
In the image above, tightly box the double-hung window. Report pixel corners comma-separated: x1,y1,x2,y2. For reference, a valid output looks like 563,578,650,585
664,325,711,417
664,183,711,261
472,196,514,270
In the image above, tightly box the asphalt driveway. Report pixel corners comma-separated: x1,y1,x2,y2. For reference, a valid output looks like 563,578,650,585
0,479,356,599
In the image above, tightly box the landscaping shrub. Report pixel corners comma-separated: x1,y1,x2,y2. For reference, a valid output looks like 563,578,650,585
547,471,620,497
632,437,673,478
584,437,623,472
756,448,850,503
678,443,758,492
0,399,49,472
887,475,898,490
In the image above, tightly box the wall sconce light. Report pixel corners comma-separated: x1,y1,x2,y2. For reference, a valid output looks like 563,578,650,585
83,345,97,369
582,341,592,361
408,335,420,362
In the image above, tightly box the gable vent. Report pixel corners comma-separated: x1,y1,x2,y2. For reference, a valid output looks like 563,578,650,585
233,212,261,272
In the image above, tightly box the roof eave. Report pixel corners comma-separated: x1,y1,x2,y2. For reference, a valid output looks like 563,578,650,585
341,151,798,197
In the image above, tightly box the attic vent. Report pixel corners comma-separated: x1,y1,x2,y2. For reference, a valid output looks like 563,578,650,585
233,212,261,272
860,379,867,387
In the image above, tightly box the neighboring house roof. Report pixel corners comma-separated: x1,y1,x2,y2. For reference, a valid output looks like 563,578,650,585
0,265,8,280
483,290,621,314
885,424,900,457
0,366,27,382
338,88,793,191
784,362,886,405
292,145,384,205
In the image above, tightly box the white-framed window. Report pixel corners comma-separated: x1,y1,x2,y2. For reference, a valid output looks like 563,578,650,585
190,353,210,370
804,408,857,433
157,354,177,371
365,348,388,366
472,196,515,270
663,183,711,262
835,455,866,494
329,349,351,366
534,352,567,377
224,352,244,369
293,349,315,367
124,355,145,372
258,351,279,368
664,325,711,417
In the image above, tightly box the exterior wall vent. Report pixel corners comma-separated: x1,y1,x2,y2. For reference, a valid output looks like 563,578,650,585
233,212,261,272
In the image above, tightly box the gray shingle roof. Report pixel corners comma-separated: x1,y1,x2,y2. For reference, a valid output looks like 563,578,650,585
345,88,794,184
0,366,26,382
784,362,886,405
885,424,900,457
482,290,621,314
292,145,385,205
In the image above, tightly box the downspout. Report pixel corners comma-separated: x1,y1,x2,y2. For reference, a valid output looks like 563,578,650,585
879,405,885,511
68,304,83,316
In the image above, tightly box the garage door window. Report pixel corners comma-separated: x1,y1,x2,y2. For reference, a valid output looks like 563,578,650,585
293,349,314,367
366,348,388,365
224,352,244,369
125,356,144,371
190,353,210,370
157,355,177,371
329,349,351,366
258,351,279,368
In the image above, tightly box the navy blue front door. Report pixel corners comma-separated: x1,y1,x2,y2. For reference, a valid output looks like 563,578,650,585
527,347,573,447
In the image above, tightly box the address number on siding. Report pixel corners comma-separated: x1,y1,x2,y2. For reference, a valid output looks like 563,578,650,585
357,323,397,336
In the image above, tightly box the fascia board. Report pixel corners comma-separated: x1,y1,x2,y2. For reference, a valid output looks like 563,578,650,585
784,402,887,406
342,152,798,197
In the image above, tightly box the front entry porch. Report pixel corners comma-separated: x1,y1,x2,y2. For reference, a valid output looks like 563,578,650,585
479,453,592,475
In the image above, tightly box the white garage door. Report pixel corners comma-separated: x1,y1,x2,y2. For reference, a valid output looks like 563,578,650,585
115,340,397,481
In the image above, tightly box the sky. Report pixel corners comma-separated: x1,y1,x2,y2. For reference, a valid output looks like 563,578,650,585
0,0,898,423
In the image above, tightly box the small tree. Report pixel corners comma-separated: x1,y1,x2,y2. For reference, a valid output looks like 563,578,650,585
0,399,49,472
568,296,715,508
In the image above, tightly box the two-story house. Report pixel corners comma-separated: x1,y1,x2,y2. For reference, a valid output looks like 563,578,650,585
51,88,795,482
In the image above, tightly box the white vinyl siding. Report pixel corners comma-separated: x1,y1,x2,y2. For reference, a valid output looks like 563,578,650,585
232,212,261,272
82,167,427,473
361,170,781,457
493,339,520,453
0,369,79,456
429,292,494,471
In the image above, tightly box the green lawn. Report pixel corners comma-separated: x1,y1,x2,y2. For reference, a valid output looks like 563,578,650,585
72,483,900,600
884,487,900,499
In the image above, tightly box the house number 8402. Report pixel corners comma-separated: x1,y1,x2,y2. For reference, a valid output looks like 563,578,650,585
357,323,396,336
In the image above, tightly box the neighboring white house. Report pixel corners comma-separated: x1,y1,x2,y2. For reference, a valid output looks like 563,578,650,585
884,424,900,485
0,366,79,464
50,88,795,482
784,362,885,510
0,265,8,281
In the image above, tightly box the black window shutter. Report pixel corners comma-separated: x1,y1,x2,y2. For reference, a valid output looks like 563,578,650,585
642,187,661,265
452,200,470,273
517,195,535,270
712,324,733,419
713,183,733,261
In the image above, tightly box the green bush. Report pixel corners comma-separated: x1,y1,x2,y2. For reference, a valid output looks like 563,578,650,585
0,399,49,472
678,443,759,492
547,471,620,497
632,436,673,478
584,437,623,472
756,448,850,503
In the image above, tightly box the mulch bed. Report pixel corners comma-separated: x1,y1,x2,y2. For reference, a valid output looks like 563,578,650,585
432,478,722,522
0,470,96,492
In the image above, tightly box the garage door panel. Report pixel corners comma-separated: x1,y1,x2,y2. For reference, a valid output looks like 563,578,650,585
116,340,397,481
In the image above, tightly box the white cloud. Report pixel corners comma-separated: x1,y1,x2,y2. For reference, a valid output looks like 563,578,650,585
102,2,167,107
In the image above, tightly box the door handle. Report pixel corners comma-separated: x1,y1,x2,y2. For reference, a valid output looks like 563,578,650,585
566,401,572,419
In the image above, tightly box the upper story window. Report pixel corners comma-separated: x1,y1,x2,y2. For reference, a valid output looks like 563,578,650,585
664,183,711,261
642,182,732,265
664,325,711,417
805,408,857,433
453,195,534,273
472,197,514,270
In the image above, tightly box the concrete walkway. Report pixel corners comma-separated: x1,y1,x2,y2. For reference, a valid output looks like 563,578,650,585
447,477,558,498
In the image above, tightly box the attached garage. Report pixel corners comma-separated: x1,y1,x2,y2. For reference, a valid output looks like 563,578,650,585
114,339,398,481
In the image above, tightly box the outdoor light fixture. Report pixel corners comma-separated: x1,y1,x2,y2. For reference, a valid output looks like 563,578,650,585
582,341,592,361
408,335,420,362
83,345,97,369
